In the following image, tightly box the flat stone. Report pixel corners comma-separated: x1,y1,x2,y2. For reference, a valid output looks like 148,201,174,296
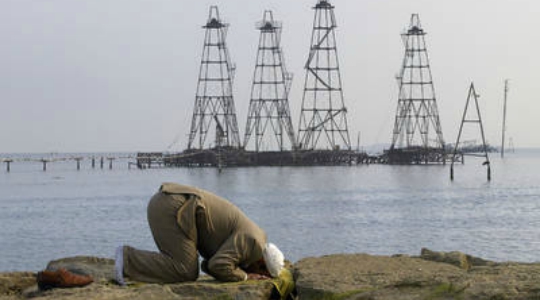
6,256,275,300
4,250,540,300
294,253,466,299
294,250,540,300
419,248,473,270
419,248,496,270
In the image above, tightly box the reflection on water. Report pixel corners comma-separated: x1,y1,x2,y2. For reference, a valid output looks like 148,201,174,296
1,150,539,271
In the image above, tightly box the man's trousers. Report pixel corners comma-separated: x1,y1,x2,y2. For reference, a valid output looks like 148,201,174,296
122,191,199,283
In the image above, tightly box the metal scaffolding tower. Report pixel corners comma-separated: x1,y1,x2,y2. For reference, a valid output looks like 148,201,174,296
390,14,445,154
187,6,241,150
297,0,351,151
244,10,296,152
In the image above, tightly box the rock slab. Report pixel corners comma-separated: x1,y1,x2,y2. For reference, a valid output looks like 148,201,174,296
1,256,274,300
3,249,540,299
294,251,540,299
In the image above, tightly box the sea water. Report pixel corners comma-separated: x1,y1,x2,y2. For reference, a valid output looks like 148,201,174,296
1,150,539,272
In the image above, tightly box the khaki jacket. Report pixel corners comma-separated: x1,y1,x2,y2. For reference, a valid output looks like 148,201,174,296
160,183,267,282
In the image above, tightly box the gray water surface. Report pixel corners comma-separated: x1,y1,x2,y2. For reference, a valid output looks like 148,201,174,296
1,150,539,271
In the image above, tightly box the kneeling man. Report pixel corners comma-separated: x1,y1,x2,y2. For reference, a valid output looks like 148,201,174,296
115,183,284,284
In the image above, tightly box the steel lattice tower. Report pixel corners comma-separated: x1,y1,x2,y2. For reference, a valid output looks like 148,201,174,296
297,0,351,151
187,6,241,150
390,14,444,151
244,10,296,152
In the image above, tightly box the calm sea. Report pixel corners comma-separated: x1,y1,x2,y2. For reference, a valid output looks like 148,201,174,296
1,150,539,272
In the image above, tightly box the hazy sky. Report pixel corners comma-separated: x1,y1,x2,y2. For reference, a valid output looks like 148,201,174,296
1,0,538,153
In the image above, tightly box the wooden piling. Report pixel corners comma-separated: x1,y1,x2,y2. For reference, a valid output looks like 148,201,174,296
4,159,12,172
100,157,104,169
91,157,95,168
107,158,115,170
75,157,83,170
40,159,48,171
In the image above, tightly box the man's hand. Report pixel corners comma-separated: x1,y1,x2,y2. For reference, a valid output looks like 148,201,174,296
247,273,271,280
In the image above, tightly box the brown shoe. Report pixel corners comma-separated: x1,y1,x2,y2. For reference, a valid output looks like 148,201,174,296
37,268,93,290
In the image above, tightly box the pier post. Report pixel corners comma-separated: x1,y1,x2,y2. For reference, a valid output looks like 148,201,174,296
4,159,12,172
107,158,115,170
41,159,48,171
100,157,104,169
75,158,83,170
91,157,96,168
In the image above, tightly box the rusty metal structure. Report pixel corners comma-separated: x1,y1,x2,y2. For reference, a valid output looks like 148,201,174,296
244,10,296,152
136,4,369,169
297,0,351,151
386,14,446,164
451,83,491,181
187,6,241,150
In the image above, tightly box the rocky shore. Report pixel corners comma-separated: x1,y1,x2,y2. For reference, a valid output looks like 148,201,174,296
2,248,540,299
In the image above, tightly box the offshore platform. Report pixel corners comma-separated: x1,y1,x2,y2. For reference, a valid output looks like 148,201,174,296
136,4,455,168
138,0,366,168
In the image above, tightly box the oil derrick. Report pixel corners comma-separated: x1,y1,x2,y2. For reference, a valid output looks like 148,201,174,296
244,10,296,152
187,6,241,150
388,14,445,164
297,0,351,151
